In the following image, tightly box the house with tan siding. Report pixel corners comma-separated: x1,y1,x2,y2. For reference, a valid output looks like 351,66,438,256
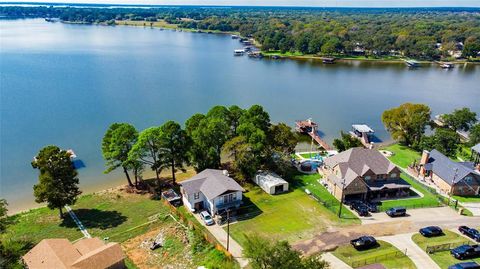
320,148,409,202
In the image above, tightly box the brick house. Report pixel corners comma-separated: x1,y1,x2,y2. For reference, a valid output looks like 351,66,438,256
419,149,480,196
320,148,409,201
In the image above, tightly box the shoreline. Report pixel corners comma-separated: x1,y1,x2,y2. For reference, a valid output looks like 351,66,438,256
60,19,480,66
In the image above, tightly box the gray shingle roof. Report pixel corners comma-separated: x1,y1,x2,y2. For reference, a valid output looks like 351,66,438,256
324,148,398,186
179,169,244,200
472,143,480,153
426,149,478,186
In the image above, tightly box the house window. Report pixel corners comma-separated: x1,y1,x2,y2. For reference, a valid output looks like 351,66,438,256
223,193,235,204
464,176,473,183
391,173,397,178
365,176,371,180
194,192,200,200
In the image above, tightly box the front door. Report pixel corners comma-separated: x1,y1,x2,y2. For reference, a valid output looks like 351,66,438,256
194,201,204,211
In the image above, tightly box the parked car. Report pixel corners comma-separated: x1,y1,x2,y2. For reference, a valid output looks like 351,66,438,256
350,201,370,217
386,207,407,217
448,262,480,269
459,226,480,242
451,245,480,260
365,201,379,213
419,226,443,237
350,236,377,250
200,211,215,226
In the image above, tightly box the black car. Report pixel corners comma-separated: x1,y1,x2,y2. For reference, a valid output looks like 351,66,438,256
451,245,480,260
350,236,377,250
350,201,370,217
365,202,379,213
459,226,480,242
448,262,480,269
386,207,407,217
419,226,443,237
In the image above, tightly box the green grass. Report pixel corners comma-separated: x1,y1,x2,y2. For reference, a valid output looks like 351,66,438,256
227,173,359,246
294,173,359,220
453,195,480,203
380,144,421,168
412,230,480,269
379,173,443,210
2,191,165,244
332,240,416,269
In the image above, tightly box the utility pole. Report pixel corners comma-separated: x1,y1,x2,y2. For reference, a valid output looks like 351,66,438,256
338,178,346,218
449,168,458,206
226,209,230,251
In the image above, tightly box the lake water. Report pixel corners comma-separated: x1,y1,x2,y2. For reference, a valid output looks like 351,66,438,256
1,19,479,212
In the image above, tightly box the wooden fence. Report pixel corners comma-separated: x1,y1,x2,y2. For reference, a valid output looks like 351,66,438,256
350,250,405,267
425,240,474,254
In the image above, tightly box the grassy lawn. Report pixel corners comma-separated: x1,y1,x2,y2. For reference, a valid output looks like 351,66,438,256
379,173,443,210
412,230,480,269
2,191,165,244
294,173,359,220
453,195,480,203
333,240,416,269
380,144,421,168
227,173,359,246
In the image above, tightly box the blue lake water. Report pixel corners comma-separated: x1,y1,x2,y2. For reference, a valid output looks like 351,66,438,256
1,19,479,212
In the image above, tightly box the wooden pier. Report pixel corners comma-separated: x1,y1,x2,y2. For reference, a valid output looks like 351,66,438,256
295,119,332,150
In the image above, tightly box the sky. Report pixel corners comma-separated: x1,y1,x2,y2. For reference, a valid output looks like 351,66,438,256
1,0,480,7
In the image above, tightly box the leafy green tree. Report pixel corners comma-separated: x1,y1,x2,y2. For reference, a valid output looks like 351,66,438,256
442,107,477,132
0,238,33,269
239,105,271,134
32,145,81,218
0,199,7,233
159,121,190,184
382,103,431,146
222,136,258,181
228,105,245,135
333,131,363,152
243,234,327,269
469,123,480,146
419,128,460,158
463,36,480,57
129,127,164,182
102,123,139,187
267,123,298,157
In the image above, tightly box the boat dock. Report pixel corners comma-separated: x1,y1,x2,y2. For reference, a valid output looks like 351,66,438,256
295,119,332,150
350,124,374,149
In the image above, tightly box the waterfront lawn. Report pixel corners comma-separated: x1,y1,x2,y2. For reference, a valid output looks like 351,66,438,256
380,144,421,168
332,240,415,269
412,230,480,269
228,174,359,246
379,173,442,210
2,190,165,244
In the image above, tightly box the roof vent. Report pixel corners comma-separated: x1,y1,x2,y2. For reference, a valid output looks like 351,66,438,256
223,170,229,176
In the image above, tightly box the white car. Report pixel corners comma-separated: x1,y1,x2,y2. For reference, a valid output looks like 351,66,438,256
200,211,215,226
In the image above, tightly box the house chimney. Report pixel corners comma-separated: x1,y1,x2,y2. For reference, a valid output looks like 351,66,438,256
420,150,430,166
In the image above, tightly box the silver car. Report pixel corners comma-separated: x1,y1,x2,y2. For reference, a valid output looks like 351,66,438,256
200,210,215,226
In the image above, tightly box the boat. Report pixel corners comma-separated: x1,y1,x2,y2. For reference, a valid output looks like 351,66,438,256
440,62,454,69
248,51,263,58
233,49,245,56
405,59,420,67
231,34,239,39
322,57,335,64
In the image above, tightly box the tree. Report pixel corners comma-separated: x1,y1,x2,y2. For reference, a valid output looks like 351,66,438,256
0,238,33,269
333,131,363,152
222,136,258,181
442,107,477,132
32,146,81,218
102,123,139,187
419,128,460,158
129,127,164,182
0,199,7,233
267,123,298,157
159,121,190,184
463,36,480,57
469,123,480,146
382,103,431,146
243,234,327,269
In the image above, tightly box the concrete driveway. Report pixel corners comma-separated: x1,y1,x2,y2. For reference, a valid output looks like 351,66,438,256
379,232,440,269
192,213,249,268
461,202,480,216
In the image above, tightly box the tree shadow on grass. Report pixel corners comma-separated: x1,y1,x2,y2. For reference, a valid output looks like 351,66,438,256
60,209,127,230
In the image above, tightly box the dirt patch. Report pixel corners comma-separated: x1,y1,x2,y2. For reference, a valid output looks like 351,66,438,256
122,220,194,269
293,220,413,255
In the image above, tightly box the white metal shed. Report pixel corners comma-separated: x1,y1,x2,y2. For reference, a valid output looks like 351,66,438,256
254,171,289,195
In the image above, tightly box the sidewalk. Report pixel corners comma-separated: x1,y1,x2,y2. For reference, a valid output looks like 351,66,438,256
379,232,440,269
321,252,352,269
192,213,249,268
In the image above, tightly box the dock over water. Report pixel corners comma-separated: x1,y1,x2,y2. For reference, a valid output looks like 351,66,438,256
295,119,332,150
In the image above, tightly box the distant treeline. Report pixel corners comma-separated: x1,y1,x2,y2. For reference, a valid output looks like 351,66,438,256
2,6,480,59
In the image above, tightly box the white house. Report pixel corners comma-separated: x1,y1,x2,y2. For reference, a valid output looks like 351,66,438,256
254,171,289,195
179,169,244,216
